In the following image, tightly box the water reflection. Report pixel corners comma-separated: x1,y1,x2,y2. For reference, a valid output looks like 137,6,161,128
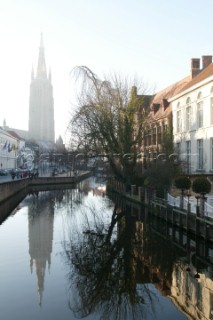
63,198,186,320
23,180,91,306
151,216,213,320
0,177,212,319
0,188,27,225
27,191,55,305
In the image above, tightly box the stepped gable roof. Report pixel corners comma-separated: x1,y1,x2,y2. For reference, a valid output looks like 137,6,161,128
178,62,213,94
148,76,191,121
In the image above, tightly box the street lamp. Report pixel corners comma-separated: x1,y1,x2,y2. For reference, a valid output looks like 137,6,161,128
157,153,166,163
169,153,179,165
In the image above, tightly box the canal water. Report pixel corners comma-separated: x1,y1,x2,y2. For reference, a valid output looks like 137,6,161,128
0,177,212,320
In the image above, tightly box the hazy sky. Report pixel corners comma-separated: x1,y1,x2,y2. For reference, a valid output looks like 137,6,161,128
0,0,213,141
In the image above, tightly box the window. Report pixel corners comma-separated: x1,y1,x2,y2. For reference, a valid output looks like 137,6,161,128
197,139,204,170
197,92,203,128
176,142,180,154
211,87,213,125
186,141,191,174
186,98,191,131
197,102,203,127
177,110,181,132
210,292,213,320
152,127,156,145
211,97,213,125
144,129,148,147
211,138,213,170
148,128,151,145
196,282,203,312
186,106,191,131
157,126,161,144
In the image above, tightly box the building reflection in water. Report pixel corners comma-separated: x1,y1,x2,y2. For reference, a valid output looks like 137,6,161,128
151,216,213,320
25,182,88,306
20,178,213,319
64,187,213,320
27,190,55,305
63,197,183,319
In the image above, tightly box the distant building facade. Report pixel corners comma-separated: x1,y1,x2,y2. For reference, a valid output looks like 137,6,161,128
141,77,190,163
0,35,65,171
136,54,213,176
29,34,55,143
171,55,213,174
0,128,19,170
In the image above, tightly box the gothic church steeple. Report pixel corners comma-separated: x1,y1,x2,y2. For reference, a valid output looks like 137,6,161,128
28,34,55,143
37,33,47,79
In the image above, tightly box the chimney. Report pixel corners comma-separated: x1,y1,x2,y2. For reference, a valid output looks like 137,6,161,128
202,55,212,69
191,58,200,78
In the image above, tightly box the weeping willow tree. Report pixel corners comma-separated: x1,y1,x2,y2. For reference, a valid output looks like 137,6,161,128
68,66,151,181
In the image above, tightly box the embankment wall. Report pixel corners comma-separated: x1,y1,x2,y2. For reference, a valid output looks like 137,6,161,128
0,171,91,205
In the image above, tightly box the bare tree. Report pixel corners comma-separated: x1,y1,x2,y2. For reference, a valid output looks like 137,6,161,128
68,67,150,180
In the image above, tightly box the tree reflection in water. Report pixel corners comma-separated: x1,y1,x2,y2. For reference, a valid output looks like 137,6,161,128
63,204,157,320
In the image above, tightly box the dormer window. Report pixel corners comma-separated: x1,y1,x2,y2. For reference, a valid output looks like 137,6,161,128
153,103,160,113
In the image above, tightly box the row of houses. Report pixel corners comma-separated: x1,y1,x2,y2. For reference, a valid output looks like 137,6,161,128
0,128,34,171
135,54,213,175
0,125,65,172
2,54,213,176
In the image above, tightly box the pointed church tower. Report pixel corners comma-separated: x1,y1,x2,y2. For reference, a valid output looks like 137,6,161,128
29,34,55,142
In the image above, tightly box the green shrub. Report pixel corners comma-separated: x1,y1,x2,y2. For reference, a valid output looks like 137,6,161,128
192,177,211,195
174,176,191,191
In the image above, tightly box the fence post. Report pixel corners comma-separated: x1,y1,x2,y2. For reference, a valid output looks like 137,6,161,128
138,186,143,201
131,185,136,197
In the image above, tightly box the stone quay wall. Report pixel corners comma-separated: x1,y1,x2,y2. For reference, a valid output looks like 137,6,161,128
0,171,92,205
0,179,29,205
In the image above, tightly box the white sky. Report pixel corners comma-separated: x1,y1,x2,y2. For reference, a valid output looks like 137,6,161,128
0,0,213,142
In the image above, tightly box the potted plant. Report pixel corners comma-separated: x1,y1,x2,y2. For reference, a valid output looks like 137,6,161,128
174,176,191,209
192,177,211,217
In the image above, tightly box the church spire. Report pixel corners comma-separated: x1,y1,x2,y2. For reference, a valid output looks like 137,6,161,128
31,65,34,80
48,67,52,83
36,33,47,79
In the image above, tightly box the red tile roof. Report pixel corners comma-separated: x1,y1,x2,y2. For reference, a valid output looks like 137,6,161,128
152,76,191,104
148,76,191,121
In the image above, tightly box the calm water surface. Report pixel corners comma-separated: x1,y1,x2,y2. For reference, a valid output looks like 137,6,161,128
0,177,212,320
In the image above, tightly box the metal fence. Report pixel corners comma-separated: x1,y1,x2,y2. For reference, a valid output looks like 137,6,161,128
167,193,213,219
